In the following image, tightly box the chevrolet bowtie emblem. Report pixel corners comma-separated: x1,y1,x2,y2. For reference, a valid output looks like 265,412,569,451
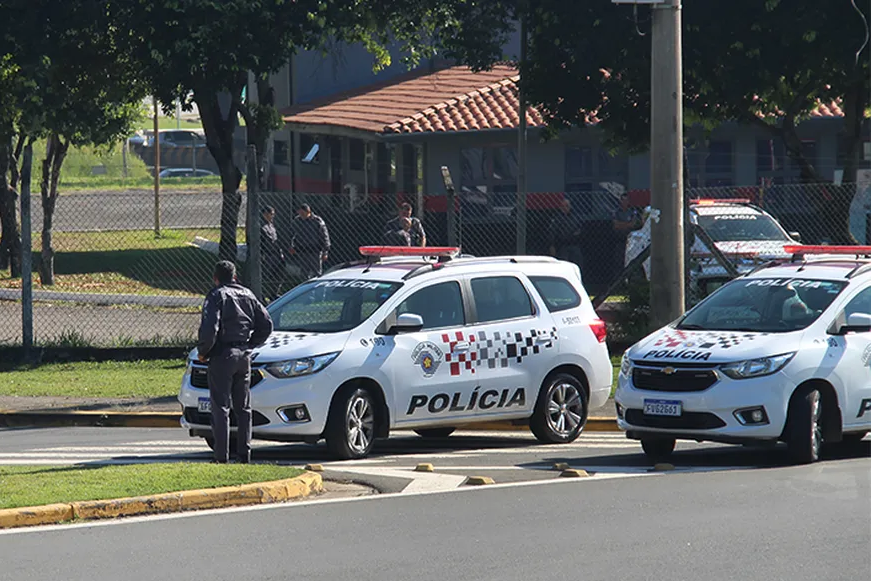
662,367,676,375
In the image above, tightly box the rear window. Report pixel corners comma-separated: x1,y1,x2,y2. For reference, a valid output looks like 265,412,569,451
529,276,581,312
471,276,534,323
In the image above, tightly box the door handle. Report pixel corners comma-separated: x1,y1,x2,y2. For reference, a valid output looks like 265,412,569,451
454,341,471,351
535,335,552,343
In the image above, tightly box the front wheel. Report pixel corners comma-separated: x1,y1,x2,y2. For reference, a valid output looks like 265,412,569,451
325,387,377,460
530,373,588,444
786,387,823,464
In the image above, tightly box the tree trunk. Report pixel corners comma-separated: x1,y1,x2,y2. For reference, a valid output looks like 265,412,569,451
0,135,22,276
197,87,243,263
252,76,275,191
39,134,69,285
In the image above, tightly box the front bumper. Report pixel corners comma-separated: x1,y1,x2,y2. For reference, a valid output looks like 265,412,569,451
614,366,791,443
178,363,333,439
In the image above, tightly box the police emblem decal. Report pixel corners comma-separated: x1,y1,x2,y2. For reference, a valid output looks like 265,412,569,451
412,341,443,377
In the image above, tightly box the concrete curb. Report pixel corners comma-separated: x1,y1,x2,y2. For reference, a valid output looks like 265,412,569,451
0,472,323,530
0,410,620,432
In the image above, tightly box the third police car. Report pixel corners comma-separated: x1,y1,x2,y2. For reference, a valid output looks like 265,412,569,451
180,246,612,459
616,245,871,464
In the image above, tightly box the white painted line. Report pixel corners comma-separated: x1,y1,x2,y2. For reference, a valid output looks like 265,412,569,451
26,447,208,453
327,467,468,494
0,472,651,537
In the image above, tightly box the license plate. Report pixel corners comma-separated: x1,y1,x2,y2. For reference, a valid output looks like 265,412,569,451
197,398,212,414
643,399,682,416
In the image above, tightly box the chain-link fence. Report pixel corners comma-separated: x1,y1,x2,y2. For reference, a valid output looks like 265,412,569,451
0,181,865,347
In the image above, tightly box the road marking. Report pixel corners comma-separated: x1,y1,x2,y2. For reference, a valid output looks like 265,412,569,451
327,467,468,493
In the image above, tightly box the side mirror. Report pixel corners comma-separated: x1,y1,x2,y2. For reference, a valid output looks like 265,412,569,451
389,313,424,334
832,312,871,335
788,231,802,242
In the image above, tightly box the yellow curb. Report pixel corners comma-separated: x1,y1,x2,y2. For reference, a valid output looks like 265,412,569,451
0,503,74,529
0,472,322,530
560,469,589,478
464,476,495,486
415,463,434,472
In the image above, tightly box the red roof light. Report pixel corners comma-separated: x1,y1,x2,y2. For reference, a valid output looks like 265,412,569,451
784,245,871,256
359,246,461,258
691,198,751,205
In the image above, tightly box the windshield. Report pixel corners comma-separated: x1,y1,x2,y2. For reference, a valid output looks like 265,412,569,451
268,279,402,333
696,213,790,242
677,278,847,333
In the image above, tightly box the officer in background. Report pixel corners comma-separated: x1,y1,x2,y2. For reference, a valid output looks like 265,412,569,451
384,202,426,247
289,203,330,279
548,198,583,268
259,206,285,302
382,216,412,246
197,261,273,464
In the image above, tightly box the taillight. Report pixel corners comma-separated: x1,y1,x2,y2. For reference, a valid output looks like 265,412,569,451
589,319,607,343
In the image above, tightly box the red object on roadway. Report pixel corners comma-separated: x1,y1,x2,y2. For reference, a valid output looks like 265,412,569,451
359,246,461,258
589,319,608,343
784,245,871,256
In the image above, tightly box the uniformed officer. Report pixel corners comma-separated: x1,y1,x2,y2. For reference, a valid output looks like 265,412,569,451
382,216,412,246
384,202,426,247
197,261,273,464
260,206,285,301
548,198,583,267
289,203,330,279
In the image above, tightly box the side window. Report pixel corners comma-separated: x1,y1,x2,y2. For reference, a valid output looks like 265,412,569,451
843,287,871,320
529,276,581,312
396,281,465,330
471,276,534,323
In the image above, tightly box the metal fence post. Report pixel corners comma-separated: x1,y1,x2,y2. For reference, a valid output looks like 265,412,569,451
246,145,263,301
20,143,33,356
441,166,458,247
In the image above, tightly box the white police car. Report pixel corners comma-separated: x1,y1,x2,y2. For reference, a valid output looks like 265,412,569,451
616,245,871,464
180,246,612,459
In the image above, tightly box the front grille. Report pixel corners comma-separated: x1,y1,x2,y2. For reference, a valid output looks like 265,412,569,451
189,366,265,389
625,409,726,430
632,366,718,392
183,408,271,427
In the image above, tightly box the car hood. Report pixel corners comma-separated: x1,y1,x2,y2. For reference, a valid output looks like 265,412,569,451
628,327,795,364
189,331,350,363
709,240,790,257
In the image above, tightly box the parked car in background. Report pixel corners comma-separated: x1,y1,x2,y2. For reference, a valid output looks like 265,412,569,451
158,168,216,178
158,130,206,148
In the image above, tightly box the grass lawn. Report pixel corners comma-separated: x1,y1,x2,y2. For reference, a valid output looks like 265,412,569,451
0,360,185,398
59,176,223,192
0,463,304,510
0,228,244,297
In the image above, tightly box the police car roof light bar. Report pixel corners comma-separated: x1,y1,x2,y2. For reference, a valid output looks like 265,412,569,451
359,246,462,260
784,245,871,262
691,198,752,205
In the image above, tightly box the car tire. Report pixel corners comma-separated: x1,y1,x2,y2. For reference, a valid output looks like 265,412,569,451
786,386,823,464
203,436,237,456
530,373,588,444
325,386,377,460
414,428,456,438
641,437,676,462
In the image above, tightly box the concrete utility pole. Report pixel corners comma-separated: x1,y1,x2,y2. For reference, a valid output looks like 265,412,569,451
153,97,161,237
649,0,685,326
516,6,528,256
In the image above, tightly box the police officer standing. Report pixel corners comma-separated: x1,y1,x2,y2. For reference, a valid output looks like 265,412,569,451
289,203,330,279
548,198,583,267
259,206,285,301
384,202,426,247
197,261,273,464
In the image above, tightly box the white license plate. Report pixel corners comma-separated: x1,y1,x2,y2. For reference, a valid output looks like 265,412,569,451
197,398,212,414
643,399,682,417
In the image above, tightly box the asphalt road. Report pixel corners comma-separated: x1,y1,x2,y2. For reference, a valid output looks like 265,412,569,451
0,427,868,581
29,190,244,232
0,302,197,344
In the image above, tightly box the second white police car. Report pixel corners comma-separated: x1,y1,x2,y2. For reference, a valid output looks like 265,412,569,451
180,246,612,459
616,245,871,464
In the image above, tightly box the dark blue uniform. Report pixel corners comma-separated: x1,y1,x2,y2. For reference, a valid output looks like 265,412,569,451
291,213,330,279
197,283,273,463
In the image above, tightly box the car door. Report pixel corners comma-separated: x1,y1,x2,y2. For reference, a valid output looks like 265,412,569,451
379,279,478,427
462,274,556,420
829,285,871,429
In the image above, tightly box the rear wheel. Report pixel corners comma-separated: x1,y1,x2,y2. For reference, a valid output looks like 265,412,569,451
414,428,456,438
325,386,377,460
641,438,676,462
786,387,823,464
530,373,587,444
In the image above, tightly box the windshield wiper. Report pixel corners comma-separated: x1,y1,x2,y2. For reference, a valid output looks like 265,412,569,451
677,323,707,330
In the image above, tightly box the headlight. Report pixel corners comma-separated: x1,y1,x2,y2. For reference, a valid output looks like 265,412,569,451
620,354,632,377
720,352,795,380
266,352,340,379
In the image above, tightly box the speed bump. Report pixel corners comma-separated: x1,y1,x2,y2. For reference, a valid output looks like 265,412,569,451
652,463,675,472
415,463,434,472
464,476,495,486
559,469,589,478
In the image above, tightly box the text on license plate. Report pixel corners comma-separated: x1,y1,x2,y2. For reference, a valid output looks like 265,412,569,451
643,399,682,416
198,398,211,413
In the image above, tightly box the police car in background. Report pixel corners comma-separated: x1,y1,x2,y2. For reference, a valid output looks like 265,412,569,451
616,245,871,464
180,246,612,459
